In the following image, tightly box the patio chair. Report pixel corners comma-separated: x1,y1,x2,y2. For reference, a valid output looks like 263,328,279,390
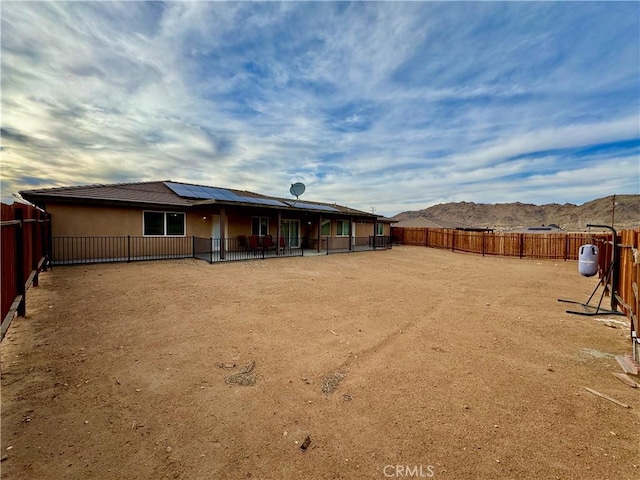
248,235,260,255
237,235,247,251
263,235,275,251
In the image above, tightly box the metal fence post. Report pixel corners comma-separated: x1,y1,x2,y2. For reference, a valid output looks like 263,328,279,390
127,235,131,263
210,237,213,264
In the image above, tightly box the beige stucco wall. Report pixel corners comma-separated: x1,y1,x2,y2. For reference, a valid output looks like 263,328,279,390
46,202,389,239
47,203,212,237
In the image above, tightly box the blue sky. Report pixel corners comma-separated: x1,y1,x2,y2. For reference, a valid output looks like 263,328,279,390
1,1,639,216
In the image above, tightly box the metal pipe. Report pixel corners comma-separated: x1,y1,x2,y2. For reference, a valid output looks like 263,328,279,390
586,224,618,311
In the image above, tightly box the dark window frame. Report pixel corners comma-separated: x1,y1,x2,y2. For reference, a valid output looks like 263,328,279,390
143,211,186,237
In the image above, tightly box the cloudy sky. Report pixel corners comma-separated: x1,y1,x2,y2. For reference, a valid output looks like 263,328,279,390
2,1,639,216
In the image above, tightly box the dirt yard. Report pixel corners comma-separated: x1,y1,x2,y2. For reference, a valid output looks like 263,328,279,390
1,246,638,479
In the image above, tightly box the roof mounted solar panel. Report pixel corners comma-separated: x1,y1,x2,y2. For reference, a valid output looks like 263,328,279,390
164,182,197,198
185,185,212,199
285,200,339,212
206,187,239,201
258,198,289,207
166,181,290,208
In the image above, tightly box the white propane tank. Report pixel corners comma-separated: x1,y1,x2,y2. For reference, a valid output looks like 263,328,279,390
578,244,599,277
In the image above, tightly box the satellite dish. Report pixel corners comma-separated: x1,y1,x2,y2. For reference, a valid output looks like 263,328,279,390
290,182,306,198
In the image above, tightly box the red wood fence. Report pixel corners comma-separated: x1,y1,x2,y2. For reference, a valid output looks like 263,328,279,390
592,228,640,361
391,227,594,260
392,226,640,360
1,202,51,339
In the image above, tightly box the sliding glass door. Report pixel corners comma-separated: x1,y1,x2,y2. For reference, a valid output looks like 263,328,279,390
280,220,300,248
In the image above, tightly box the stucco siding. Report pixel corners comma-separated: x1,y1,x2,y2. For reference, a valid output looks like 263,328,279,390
47,203,212,237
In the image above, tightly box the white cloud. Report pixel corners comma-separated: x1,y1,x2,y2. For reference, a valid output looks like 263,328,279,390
2,2,638,217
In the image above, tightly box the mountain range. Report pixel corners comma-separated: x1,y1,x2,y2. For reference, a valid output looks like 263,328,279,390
391,194,640,231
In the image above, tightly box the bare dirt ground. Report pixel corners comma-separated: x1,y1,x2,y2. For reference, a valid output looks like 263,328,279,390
2,246,639,480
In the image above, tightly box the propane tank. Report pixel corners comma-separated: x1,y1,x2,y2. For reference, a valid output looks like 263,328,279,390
578,244,599,277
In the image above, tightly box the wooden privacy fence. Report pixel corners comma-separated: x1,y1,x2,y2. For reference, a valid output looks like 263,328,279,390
391,227,594,260
593,228,640,361
393,226,640,360
1,203,51,339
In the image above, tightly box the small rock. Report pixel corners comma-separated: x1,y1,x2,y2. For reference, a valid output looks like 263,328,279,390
1,454,8,462
84,420,89,424
6,446,13,451
166,446,172,453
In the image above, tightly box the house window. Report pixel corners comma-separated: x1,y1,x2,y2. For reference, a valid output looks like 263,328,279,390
376,223,384,236
336,220,350,236
143,211,185,236
321,219,331,236
252,216,269,236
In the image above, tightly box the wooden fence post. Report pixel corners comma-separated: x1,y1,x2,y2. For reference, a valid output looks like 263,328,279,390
482,231,485,257
46,213,53,269
564,235,569,261
32,214,39,287
425,228,429,248
451,230,456,252
519,234,524,259
40,211,47,271
15,209,26,317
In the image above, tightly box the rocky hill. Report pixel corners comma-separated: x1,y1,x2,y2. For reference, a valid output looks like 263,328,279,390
392,194,640,231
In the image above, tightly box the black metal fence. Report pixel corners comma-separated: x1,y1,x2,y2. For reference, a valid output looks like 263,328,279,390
52,236,193,265
193,236,303,263
320,235,392,254
51,235,391,266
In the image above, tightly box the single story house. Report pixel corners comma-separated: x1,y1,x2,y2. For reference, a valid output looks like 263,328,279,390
510,225,565,234
20,180,392,263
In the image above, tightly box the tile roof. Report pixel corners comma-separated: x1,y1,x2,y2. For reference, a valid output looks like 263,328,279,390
20,180,378,218
20,181,194,207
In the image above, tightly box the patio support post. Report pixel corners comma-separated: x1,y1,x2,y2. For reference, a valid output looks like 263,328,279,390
317,215,322,253
220,207,226,260
350,216,354,251
372,217,377,250
277,211,282,256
